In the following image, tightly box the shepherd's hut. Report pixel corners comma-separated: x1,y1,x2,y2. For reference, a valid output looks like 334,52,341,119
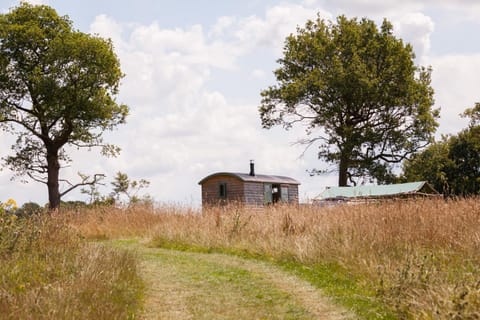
198,161,300,207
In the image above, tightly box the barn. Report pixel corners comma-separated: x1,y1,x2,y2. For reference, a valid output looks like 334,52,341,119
313,181,440,205
198,161,300,207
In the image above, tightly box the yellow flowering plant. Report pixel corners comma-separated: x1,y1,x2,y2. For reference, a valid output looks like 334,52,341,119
0,198,18,215
1,198,21,255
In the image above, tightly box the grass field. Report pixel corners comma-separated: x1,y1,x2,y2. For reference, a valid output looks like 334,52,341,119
0,213,143,320
110,238,353,319
71,198,480,319
2,198,479,319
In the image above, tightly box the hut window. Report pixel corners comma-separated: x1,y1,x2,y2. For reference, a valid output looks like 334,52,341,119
219,183,227,199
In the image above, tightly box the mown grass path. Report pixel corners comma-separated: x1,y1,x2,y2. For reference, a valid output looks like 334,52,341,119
114,240,355,320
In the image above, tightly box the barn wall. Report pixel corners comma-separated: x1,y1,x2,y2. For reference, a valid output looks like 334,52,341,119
201,175,244,206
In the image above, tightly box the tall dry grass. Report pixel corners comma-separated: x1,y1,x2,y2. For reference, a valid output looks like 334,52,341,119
71,199,480,319
0,212,143,320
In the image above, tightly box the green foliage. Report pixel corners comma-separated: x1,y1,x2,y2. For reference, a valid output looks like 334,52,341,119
0,208,23,255
462,102,480,127
402,138,452,194
15,201,43,217
0,3,128,209
447,126,480,196
81,183,102,203
259,15,438,186
403,105,480,196
80,180,118,207
60,200,88,209
111,171,151,205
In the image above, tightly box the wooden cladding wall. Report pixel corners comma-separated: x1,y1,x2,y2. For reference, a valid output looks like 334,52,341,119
201,175,244,206
287,185,299,203
243,182,299,206
200,174,299,207
244,182,265,206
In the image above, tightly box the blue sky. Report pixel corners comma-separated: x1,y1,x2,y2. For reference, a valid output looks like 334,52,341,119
1,0,480,206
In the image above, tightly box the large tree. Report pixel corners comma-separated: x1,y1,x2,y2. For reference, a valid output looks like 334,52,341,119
401,138,452,195
0,3,128,209
447,126,480,196
403,104,480,196
259,15,439,186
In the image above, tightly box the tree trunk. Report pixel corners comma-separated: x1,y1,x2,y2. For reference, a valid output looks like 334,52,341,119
338,154,349,187
46,147,61,210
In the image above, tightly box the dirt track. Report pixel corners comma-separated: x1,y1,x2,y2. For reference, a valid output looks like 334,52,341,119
122,242,355,319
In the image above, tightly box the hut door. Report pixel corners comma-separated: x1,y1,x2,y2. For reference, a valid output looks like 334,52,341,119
264,183,273,205
272,184,281,203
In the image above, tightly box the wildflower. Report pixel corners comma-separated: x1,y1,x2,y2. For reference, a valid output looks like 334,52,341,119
5,198,18,211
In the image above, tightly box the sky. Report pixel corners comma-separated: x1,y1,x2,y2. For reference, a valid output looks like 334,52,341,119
1,0,480,206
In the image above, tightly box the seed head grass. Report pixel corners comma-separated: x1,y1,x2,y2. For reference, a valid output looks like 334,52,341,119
70,198,480,319
0,211,144,319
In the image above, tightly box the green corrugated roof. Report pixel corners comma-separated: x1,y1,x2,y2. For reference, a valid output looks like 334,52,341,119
316,181,438,200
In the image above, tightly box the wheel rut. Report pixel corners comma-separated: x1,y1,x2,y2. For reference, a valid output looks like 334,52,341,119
120,242,355,319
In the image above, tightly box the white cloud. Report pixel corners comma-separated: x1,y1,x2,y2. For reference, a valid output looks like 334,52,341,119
2,1,479,206
232,4,332,53
428,53,480,135
128,23,240,70
80,13,315,205
89,14,124,47
252,69,266,79
22,0,48,5
208,16,236,38
317,0,424,16
316,0,480,24
393,12,434,61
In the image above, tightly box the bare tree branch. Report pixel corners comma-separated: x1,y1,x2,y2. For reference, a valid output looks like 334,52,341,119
59,173,105,198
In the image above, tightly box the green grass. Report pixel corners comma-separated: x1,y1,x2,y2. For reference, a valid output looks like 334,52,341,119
147,251,311,319
278,261,397,320
113,239,345,319
150,237,395,319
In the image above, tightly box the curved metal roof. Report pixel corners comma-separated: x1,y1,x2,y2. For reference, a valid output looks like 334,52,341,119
198,172,300,185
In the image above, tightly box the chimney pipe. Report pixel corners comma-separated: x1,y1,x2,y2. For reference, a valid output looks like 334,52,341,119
249,160,255,176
